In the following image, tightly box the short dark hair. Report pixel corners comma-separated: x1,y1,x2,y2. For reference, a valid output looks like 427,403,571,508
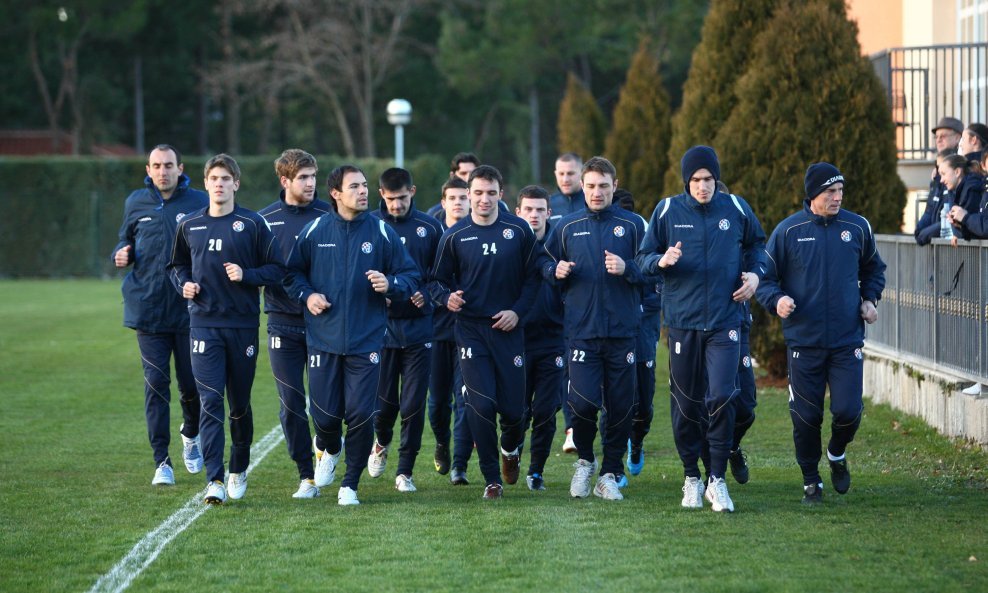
327,164,365,193
450,152,481,174
613,188,635,211
203,153,241,181
149,144,182,165
556,152,582,166
274,149,317,180
517,184,549,206
467,164,503,192
379,167,413,192
441,177,469,199
581,156,617,181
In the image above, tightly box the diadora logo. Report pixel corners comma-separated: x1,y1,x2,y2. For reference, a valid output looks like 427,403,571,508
503,229,514,240
728,330,739,342
189,225,207,231
718,219,730,231
369,352,380,364
626,352,635,364
268,220,285,226
673,224,694,229
416,226,427,238
854,348,862,360
573,231,591,237
138,216,153,223
513,355,524,367
797,237,815,242
246,345,255,358
613,225,626,237
232,221,245,232
176,213,186,222
361,242,373,254
841,230,852,243
820,175,844,187
317,243,337,248
460,236,478,242
646,360,654,369
743,355,751,368
400,237,406,245
555,356,564,368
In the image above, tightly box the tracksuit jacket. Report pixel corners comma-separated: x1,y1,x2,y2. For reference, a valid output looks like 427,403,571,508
523,225,564,353
284,208,420,354
113,174,208,332
636,192,766,331
548,189,586,223
755,200,886,349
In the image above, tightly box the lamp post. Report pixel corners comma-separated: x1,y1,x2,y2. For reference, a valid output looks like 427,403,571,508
386,99,412,167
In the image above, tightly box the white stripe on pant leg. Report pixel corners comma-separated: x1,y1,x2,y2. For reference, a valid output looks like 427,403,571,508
87,425,284,593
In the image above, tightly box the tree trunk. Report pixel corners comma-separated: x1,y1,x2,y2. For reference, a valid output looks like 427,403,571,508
529,86,540,183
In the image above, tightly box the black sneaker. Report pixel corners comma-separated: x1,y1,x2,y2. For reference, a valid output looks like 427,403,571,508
526,473,545,491
729,448,750,485
434,443,451,475
829,458,851,494
450,468,469,485
802,482,823,504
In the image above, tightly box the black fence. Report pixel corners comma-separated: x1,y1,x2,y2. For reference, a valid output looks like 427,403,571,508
870,44,988,160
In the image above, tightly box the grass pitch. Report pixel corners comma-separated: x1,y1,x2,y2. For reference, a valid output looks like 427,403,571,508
1,280,986,592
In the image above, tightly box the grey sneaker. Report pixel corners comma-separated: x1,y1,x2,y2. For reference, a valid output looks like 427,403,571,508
569,458,597,498
181,430,203,474
314,436,342,488
367,440,388,478
705,476,735,512
681,476,704,509
593,473,624,500
227,472,247,500
151,461,175,486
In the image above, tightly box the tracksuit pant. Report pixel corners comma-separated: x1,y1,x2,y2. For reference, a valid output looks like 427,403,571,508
266,323,314,481
427,339,473,470
733,326,757,450
787,345,864,485
136,330,200,468
190,327,258,484
668,327,739,480
375,343,431,477
568,337,637,476
630,345,658,447
455,318,526,486
523,348,564,476
308,349,382,491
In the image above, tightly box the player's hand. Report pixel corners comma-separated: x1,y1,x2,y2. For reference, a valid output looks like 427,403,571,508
949,205,967,224
224,262,243,282
658,241,682,268
860,300,878,324
776,296,796,319
114,245,131,268
491,310,519,331
555,260,575,279
410,291,425,308
446,290,465,312
732,272,759,302
604,250,625,276
366,270,389,293
307,293,331,315
182,282,200,299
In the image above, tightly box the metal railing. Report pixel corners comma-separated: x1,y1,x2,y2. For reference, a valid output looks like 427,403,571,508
870,44,988,160
868,234,988,384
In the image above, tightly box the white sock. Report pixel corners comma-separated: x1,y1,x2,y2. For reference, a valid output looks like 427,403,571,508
827,450,845,462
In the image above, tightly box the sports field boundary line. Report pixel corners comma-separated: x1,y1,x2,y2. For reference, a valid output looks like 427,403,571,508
87,425,285,593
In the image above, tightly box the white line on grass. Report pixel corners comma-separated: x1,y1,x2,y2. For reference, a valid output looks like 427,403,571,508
87,425,285,593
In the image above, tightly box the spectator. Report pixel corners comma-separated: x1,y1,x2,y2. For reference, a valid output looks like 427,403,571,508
959,123,988,163
915,149,958,245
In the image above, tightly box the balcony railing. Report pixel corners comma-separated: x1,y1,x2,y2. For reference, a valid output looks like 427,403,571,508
870,44,988,161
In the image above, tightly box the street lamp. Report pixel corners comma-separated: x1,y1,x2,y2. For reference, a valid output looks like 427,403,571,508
386,99,412,168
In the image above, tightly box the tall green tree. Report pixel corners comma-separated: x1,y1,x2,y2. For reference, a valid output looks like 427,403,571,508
718,0,905,376
557,72,606,162
604,37,670,216
662,0,778,196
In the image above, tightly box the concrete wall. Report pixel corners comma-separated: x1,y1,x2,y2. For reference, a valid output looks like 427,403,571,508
864,348,988,445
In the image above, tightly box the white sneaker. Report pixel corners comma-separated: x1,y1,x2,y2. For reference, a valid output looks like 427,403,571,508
204,480,226,504
181,429,203,474
395,474,417,492
292,479,320,499
227,472,247,500
367,440,388,478
151,461,175,486
338,486,360,506
313,436,342,487
562,428,577,453
593,473,624,500
705,476,735,512
569,458,597,498
681,476,704,509
962,383,983,395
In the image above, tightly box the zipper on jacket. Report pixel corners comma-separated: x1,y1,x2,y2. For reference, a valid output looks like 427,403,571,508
702,204,709,331
343,219,350,355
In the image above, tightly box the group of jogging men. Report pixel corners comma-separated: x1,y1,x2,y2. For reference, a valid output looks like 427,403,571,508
114,143,885,511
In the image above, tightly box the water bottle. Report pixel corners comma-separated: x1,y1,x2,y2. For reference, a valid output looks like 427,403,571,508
940,199,954,239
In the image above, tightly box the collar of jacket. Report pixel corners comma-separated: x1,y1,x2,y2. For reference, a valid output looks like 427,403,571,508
279,189,322,214
586,203,620,220
378,198,417,222
144,173,191,205
802,198,838,225
328,206,369,225
686,191,719,211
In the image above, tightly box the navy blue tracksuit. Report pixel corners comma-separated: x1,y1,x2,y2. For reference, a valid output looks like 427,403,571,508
169,204,284,483
372,201,443,477
431,211,540,487
544,204,646,476
285,208,420,491
630,276,662,448
113,175,207,468
258,192,331,481
756,200,886,486
637,191,767,480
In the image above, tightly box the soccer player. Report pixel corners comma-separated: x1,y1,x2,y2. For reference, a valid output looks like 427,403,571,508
113,144,208,486
636,146,766,513
544,157,646,501
169,154,284,505
285,164,419,506
756,162,886,504
367,168,442,493
515,185,564,491
427,153,481,218
431,165,541,499
258,149,331,498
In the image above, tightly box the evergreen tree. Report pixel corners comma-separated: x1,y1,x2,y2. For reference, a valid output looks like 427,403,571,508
718,0,905,376
604,37,671,217
557,72,606,160
662,0,779,197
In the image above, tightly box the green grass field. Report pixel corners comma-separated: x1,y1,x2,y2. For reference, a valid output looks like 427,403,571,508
1,279,986,592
